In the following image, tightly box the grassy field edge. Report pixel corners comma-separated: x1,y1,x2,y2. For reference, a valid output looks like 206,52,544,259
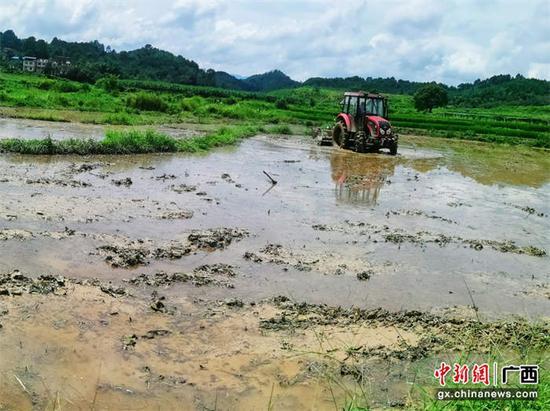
0,125,293,155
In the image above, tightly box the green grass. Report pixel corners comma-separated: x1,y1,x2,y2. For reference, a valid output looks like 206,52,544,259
0,70,548,147
175,125,261,152
0,126,264,155
299,310,549,410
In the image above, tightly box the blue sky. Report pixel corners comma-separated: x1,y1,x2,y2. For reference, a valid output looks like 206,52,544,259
1,0,548,84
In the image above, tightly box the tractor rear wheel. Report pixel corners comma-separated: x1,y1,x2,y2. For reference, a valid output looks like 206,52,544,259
332,121,348,148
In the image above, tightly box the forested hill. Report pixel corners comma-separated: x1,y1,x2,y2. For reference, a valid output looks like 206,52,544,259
305,74,550,107
0,30,297,92
1,29,549,106
244,70,299,91
451,75,550,107
304,76,427,94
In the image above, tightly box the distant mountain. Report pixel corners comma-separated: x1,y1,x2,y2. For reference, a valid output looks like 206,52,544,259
213,69,299,92
242,70,299,92
214,71,255,91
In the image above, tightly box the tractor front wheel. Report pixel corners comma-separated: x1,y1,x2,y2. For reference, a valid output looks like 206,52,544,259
332,122,348,148
389,141,398,155
355,132,367,153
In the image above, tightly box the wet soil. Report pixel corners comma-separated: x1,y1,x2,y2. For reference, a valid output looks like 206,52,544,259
0,117,208,141
0,131,549,409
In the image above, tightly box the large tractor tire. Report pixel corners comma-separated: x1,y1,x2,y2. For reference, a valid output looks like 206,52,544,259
332,121,348,148
389,141,398,155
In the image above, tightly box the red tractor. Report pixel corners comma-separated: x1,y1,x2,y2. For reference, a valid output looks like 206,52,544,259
331,92,398,155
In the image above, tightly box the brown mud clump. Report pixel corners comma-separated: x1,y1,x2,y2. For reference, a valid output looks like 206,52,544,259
96,228,248,268
128,267,235,288
157,210,194,220
187,228,248,250
0,271,67,296
111,177,133,187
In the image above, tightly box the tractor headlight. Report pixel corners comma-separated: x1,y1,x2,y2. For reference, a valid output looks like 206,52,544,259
380,128,385,135
387,127,391,135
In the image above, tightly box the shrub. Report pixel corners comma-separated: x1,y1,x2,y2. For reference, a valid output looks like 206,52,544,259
102,113,135,125
38,80,54,90
275,98,289,109
96,75,120,92
56,95,69,106
126,93,168,112
180,96,202,112
53,81,81,93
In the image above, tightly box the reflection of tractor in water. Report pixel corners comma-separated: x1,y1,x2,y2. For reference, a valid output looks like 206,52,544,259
321,91,398,155
330,149,396,206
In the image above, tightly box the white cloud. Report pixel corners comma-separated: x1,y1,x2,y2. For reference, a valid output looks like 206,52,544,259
0,0,548,84
528,63,550,79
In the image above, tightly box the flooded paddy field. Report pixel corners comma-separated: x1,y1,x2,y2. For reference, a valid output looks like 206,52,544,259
0,131,548,409
0,117,207,141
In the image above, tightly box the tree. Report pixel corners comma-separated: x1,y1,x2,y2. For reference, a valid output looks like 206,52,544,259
35,39,49,58
22,36,37,56
414,84,448,112
1,30,21,50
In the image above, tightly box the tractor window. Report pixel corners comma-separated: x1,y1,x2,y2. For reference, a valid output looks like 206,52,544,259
348,97,358,116
340,97,349,113
365,98,385,116
358,98,366,115
373,99,384,116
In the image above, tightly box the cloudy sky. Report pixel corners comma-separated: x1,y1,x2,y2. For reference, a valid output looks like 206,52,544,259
1,0,548,84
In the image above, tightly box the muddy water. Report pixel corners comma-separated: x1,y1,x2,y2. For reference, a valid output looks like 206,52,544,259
1,133,549,410
0,117,205,140
1,135,549,317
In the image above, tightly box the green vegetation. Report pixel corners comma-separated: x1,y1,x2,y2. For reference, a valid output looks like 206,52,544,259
332,320,549,410
0,126,266,155
452,74,550,107
414,83,449,112
126,93,169,112
0,70,548,149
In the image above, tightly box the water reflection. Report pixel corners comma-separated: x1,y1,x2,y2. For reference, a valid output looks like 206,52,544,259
330,150,396,206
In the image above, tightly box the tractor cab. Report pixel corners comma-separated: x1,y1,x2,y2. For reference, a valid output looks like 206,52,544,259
332,91,398,155
339,92,388,132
